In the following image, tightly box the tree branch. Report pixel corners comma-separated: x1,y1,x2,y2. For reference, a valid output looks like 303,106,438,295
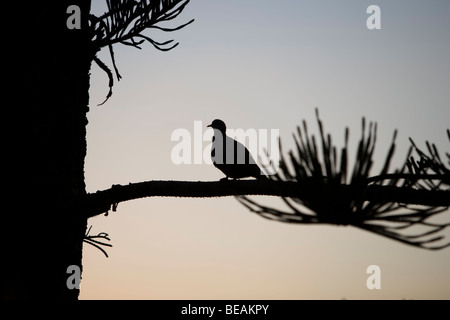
80,180,450,218
79,110,448,250
88,0,194,105
90,0,194,50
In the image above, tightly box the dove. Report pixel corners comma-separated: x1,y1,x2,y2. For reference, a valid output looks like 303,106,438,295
207,119,266,180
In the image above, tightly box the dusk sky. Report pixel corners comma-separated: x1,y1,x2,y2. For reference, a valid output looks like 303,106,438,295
80,0,449,299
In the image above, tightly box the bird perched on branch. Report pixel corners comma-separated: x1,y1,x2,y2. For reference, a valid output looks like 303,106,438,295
207,119,266,181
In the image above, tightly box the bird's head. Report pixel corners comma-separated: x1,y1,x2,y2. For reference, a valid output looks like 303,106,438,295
207,119,227,133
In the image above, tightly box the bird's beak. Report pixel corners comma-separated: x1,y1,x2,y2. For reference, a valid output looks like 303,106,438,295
207,124,212,128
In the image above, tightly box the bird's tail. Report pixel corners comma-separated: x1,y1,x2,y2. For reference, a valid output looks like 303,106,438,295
256,173,269,180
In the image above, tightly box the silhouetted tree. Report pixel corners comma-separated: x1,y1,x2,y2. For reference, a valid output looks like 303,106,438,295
4,0,448,300
4,0,193,300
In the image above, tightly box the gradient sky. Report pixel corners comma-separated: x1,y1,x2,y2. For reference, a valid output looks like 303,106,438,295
80,0,450,299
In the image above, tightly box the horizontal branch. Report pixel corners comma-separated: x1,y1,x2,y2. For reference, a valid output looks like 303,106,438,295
80,180,450,218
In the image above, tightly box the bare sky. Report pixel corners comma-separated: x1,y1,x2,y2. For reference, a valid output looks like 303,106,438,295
80,0,450,299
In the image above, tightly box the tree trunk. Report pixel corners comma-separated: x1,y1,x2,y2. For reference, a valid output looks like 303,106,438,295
4,1,92,299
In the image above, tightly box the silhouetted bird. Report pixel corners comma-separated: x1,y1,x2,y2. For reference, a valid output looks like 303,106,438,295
207,119,266,180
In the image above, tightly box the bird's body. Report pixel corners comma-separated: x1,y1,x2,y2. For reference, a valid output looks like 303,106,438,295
208,119,266,180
